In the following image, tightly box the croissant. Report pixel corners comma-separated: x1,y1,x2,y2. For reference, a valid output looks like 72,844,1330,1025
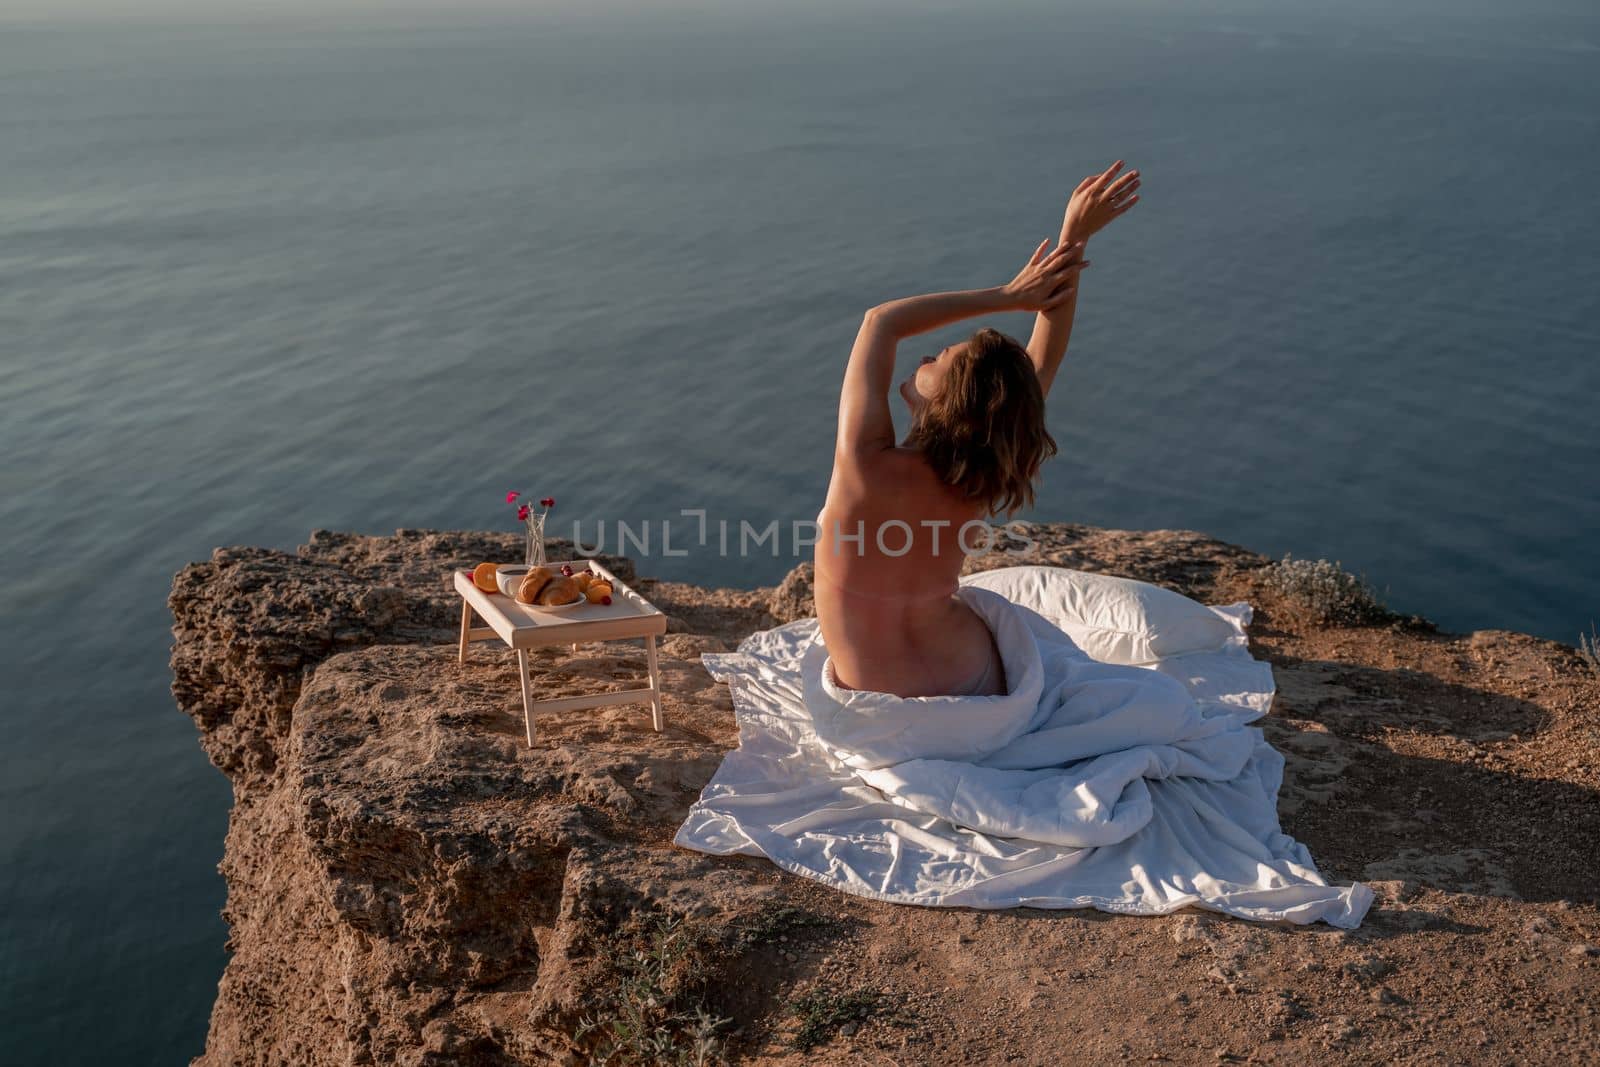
536,575,583,606
514,566,554,604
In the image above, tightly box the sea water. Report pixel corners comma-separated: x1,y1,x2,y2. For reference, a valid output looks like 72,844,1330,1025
2,3,1597,1060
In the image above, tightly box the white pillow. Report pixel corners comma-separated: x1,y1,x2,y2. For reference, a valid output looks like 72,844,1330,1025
959,565,1245,666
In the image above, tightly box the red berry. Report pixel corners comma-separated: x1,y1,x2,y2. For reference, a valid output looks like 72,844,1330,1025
560,564,573,576
600,594,612,605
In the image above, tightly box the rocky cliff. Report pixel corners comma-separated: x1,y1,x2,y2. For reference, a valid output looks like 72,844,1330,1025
168,525,1600,1065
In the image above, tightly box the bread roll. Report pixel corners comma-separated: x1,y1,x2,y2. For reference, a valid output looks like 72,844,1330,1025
536,575,582,606
514,566,554,604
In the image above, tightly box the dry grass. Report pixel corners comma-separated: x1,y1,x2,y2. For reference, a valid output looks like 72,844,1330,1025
573,913,732,1066
1259,554,1390,626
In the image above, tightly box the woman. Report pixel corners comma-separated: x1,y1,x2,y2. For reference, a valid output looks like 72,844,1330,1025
816,160,1140,697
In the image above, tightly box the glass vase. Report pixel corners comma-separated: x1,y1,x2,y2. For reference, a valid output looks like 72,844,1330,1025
524,511,547,568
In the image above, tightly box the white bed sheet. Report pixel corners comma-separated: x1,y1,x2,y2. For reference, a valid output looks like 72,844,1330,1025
674,585,1373,927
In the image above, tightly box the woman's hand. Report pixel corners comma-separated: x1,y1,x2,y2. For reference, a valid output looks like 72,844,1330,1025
1002,238,1089,312
1061,160,1140,243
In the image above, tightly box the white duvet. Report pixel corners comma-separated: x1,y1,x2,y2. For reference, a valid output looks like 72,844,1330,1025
674,584,1373,927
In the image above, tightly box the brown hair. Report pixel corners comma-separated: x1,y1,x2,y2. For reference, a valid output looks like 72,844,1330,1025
904,326,1057,518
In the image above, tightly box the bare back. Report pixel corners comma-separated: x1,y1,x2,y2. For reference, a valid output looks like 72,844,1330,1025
814,448,1005,697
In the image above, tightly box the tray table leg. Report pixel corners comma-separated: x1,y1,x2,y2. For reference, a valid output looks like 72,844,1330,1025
517,648,535,746
645,633,664,732
458,599,472,663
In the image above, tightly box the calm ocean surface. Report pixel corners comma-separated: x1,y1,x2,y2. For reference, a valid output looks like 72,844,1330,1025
2,3,1597,1060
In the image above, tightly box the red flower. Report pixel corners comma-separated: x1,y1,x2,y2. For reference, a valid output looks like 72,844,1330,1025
540,497,555,508
505,490,520,504
516,503,530,521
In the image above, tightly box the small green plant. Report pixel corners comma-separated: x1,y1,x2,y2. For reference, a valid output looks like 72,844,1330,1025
789,987,893,1051
737,904,831,947
574,913,732,1066
1260,554,1389,626
1579,623,1600,678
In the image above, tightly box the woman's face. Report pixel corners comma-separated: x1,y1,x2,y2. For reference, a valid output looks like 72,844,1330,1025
899,341,965,414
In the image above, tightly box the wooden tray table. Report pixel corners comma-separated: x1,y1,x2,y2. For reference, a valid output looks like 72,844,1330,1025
452,559,668,745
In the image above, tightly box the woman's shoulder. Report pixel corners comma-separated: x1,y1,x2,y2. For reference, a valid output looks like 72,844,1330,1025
845,443,945,491
824,452,981,532
825,445,924,510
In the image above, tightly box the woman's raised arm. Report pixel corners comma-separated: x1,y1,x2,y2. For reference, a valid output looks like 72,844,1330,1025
1026,160,1140,397
834,244,1088,459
